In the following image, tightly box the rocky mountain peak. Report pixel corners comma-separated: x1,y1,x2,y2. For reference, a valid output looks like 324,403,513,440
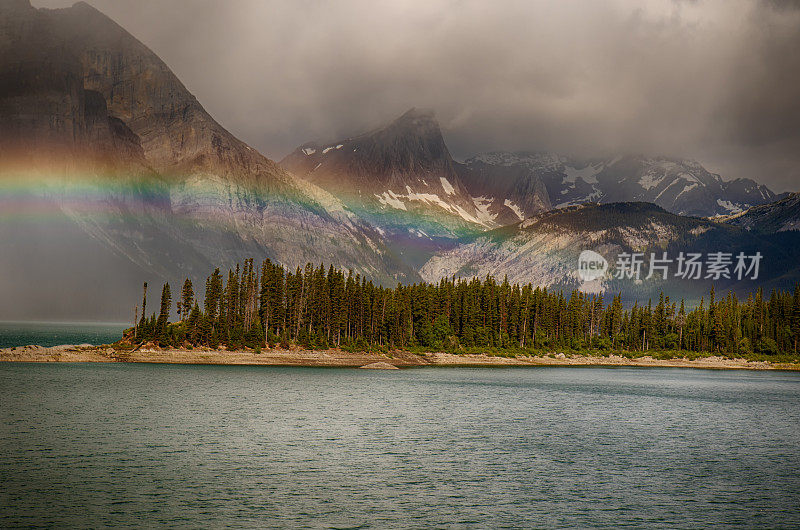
361,107,453,176
282,107,465,197
386,107,439,134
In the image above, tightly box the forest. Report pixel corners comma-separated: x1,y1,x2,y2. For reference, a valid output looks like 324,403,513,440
128,259,800,359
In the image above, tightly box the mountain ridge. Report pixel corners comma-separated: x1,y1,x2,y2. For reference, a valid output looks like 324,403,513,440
465,151,781,218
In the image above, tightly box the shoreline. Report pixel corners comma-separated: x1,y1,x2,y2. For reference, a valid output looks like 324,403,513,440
1,344,799,371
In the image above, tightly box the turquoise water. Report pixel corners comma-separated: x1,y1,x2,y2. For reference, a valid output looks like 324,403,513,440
0,321,127,348
1,364,799,528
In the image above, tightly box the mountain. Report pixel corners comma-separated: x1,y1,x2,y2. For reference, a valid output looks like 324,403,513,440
723,192,800,233
420,202,800,302
282,108,483,229
281,108,553,268
0,0,417,319
467,152,781,218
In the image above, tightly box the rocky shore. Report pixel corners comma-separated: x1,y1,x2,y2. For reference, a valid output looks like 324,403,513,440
1,344,798,371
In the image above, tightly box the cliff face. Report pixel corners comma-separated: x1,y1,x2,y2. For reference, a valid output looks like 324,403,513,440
57,1,212,172
0,2,132,167
49,2,282,183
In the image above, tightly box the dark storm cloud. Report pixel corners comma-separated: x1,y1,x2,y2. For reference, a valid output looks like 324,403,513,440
34,0,800,192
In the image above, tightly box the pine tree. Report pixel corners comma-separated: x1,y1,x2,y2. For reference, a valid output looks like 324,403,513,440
188,301,202,343
676,300,686,350
156,283,171,343
224,267,241,346
137,282,148,338
180,278,194,322
204,268,223,331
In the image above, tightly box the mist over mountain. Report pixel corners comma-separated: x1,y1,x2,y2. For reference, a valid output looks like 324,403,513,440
31,0,800,194
283,108,785,233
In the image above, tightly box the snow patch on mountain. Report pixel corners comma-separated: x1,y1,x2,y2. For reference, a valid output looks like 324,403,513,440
555,187,602,208
404,186,452,210
467,151,778,218
440,177,455,195
638,171,667,191
375,190,407,211
504,199,525,221
452,205,484,226
716,199,742,213
409,228,432,240
374,187,492,227
675,182,699,199
563,164,601,184
472,196,496,225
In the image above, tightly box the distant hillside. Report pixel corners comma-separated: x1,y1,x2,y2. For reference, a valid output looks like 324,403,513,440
421,202,800,303
723,192,800,233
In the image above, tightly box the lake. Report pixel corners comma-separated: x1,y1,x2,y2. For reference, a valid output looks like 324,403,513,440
0,321,127,348
1,364,799,528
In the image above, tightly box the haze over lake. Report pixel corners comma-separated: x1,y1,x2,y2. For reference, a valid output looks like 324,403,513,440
0,322,127,349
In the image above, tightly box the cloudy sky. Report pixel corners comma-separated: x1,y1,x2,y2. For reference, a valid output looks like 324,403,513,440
35,0,800,192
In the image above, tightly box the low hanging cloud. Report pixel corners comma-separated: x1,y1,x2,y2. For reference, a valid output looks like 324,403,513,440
35,0,800,192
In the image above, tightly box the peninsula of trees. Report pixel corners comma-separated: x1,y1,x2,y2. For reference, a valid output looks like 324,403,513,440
129,259,800,359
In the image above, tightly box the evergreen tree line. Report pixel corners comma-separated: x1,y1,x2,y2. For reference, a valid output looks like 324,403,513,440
129,259,800,357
